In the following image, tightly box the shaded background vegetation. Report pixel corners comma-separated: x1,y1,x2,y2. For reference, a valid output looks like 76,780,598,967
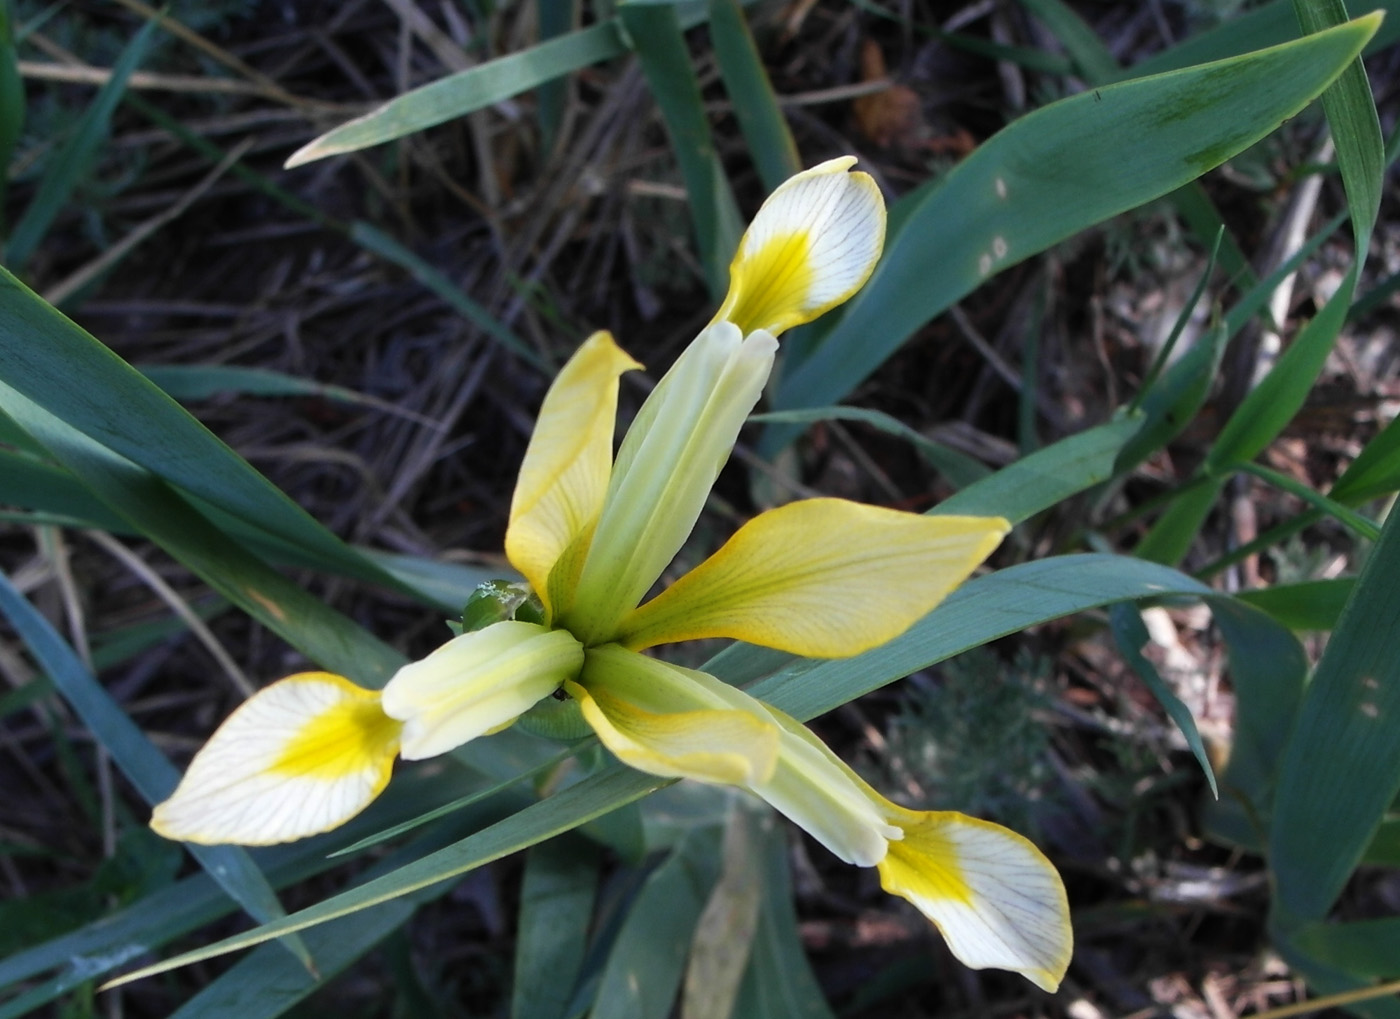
1,1,1398,1016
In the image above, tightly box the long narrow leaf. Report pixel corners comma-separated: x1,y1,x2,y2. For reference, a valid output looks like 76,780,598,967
1331,413,1400,504
593,827,722,1019
511,837,600,1019
1110,603,1218,797
765,15,1380,452
0,383,406,684
0,268,409,592
1205,266,1355,473
168,900,415,1019
0,570,312,970
286,22,627,168
932,416,1140,523
0,770,475,1009
1134,477,1224,567
0,0,23,230
1204,596,1310,842
709,0,800,192
1115,323,1227,475
622,2,742,298
6,19,158,268
107,766,666,986
1237,578,1354,632
732,816,836,1019
1269,494,1400,927
749,406,991,490
1292,0,1384,267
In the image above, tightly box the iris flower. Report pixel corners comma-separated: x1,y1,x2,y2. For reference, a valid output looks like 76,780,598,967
151,158,1071,991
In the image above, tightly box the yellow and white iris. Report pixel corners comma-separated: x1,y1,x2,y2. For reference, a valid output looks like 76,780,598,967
151,157,1072,992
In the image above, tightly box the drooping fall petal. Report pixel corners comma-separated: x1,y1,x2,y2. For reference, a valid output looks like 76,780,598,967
150,672,401,846
756,705,1072,990
615,499,1009,657
381,621,583,760
561,322,776,644
713,156,885,336
572,644,779,786
878,811,1072,993
504,331,641,621
752,705,899,868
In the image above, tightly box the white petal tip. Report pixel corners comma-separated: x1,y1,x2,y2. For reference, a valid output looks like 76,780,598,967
717,157,886,335
149,672,400,846
878,812,1072,991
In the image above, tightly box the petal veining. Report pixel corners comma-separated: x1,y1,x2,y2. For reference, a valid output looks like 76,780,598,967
616,499,1009,656
714,157,885,336
150,672,400,846
877,811,1072,992
382,621,583,760
505,331,641,620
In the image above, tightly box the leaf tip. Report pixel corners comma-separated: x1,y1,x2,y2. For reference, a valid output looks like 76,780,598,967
284,140,321,169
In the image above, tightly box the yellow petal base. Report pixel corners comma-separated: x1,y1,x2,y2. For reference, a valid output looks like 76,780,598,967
616,499,1009,656
150,672,400,846
878,811,1072,992
714,156,886,336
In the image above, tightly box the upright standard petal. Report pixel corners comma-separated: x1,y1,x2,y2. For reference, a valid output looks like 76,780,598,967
878,810,1072,992
561,323,777,644
573,645,779,786
615,499,1010,657
504,331,641,621
713,156,885,336
382,621,583,760
150,672,401,846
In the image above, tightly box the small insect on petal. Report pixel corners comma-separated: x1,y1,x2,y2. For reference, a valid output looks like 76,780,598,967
150,673,401,846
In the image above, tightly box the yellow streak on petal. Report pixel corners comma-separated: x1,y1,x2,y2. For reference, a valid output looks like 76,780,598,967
878,817,973,905
616,499,1009,657
718,228,816,336
877,811,1072,993
505,331,642,619
713,157,886,336
269,679,401,780
150,672,401,846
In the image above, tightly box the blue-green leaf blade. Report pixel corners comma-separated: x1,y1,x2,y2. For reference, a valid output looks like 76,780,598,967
1269,498,1400,926
286,23,627,167
1109,603,1218,797
0,570,312,970
0,268,405,592
768,15,1380,447
932,416,1141,523
6,18,158,268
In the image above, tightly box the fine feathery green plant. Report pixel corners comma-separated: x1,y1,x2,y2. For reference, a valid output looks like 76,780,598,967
1,1,1398,1016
